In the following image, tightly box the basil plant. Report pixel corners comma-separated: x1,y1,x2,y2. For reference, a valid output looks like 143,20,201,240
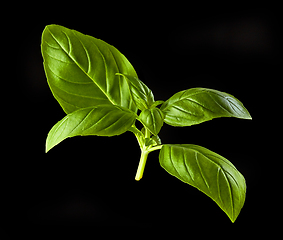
42,25,252,223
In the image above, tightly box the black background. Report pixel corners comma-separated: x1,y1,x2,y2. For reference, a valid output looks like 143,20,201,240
2,4,280,236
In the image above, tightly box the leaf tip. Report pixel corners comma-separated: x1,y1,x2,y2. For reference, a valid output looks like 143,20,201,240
45,141,51,153
243,110,252,120
45,134,56,153
229,215,237,223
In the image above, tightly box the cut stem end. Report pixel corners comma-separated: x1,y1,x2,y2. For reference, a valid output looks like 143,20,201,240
135,150,149,181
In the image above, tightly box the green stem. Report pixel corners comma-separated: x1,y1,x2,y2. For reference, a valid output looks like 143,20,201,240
135,149,149,181
134,126,163,180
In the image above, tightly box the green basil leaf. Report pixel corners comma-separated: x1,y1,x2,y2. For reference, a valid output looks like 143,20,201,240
138,108,164,135
159,144,246,222
46,105,137,152
41,25,137,114
160,88,252,127
116,73,154,110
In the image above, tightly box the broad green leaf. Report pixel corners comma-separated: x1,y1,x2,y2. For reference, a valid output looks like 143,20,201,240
138,108,164,135
46,105,137,152
160,88,252,127
41,25,137,114
159,144,246,222
116,73,154,110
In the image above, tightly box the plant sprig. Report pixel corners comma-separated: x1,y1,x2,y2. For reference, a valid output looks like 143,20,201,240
42,24,252,222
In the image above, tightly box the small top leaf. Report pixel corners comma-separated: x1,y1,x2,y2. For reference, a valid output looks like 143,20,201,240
46,105,137,152
160,88,252,127
117,73,155,110
138,108,164,135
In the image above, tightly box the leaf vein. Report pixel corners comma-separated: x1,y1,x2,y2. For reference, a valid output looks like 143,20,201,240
168,146,182,179
97,113,132,133
54,94,81,109
44,40,61,50
46,62,92,85
73,31,91,74
51,117,69,144
227,98,246,115
44,51,74,65
195,152,210,190
217,168,225,206
207,92,233,115
222,169,234,220
91,42,108,85
108,48,122,106
61,30,71,54
171,105,200,117
182,147,195,182
69,109,94,136
205,153,238,171
183,98,215,113
51,81,107,101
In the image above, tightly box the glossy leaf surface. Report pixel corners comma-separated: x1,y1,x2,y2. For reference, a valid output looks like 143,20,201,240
159,144,246,222
117,73,154,110
41,25,137,114
161,88,252,127
46,105,136,152
138,108,164,135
